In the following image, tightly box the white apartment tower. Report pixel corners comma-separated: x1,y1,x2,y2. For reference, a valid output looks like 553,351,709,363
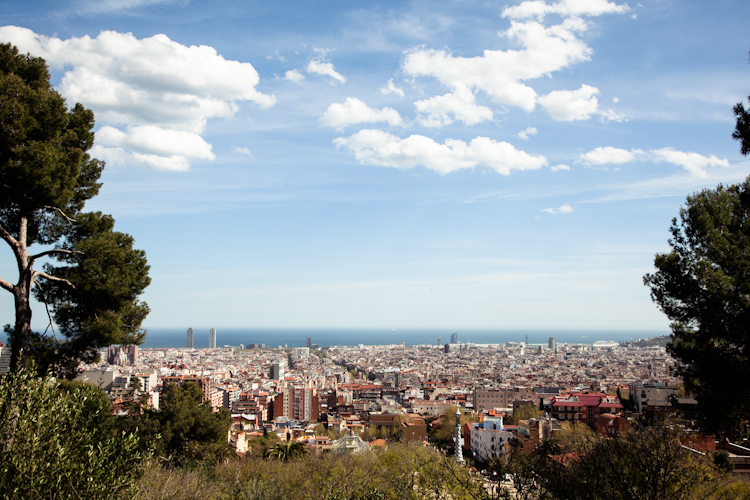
209,328,217,349
187,328,194,348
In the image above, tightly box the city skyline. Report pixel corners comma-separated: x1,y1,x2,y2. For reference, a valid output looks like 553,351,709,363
0,1,749,332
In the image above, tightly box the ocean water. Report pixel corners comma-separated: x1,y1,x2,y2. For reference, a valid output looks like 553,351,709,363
134,328,668,349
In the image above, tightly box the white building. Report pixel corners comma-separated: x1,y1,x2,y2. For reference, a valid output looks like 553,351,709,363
470,416,513,464
209,328,217,349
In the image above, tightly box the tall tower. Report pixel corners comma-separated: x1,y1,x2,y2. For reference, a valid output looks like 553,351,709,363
187,328,193,348
525,333,529,346
437,337,442,346
454,408,464,462
548,337,555,350
451,332,458,344
306,337,312,348
209,328,217,349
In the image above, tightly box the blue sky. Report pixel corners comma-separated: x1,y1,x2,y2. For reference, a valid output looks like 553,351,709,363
1,0,749,331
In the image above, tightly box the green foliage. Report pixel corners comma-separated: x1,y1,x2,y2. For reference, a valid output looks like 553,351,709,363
529,423,729,500
506,404,542,425
0,366,149,499
143,382,233,466
555,422,597,454
128,443,487,500
0,43,150,376
644,177,750,435
262,440,309,461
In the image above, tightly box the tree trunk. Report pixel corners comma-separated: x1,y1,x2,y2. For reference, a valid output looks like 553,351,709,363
10,281,32,372
8,216,32,373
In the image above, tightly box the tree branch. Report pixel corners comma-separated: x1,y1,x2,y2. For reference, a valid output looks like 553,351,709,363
43,205,76,224
0,276,13,293
33,279,59,342
29,248,81,263
32,271,75,289
0,221,17,247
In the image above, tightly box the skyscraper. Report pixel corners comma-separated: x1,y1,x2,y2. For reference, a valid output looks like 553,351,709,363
548,337,556,350
451,332,458,343
187,328,193,348
306,337,312,348
209,328,216,349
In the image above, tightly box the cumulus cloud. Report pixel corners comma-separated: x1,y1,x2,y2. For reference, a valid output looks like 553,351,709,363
551,164,571,172
402,17,592,114
380,78,405,97
580,147,643,166
414,88,493,127
651,148,730,178
518,126,538,140
541,203,574,214
319,98,404,130
580,145,731,177
306,59,347,84
502,0,630,20
333,129,548,175
284,69,305,83
538,84,627,122
0,26,275,171
538,84,599,121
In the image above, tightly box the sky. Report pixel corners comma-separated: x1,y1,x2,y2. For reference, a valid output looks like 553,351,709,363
0,0,749,332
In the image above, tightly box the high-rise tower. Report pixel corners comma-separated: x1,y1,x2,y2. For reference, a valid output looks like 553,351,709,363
209,328,217,349
187,328,193,348
451,332,458,343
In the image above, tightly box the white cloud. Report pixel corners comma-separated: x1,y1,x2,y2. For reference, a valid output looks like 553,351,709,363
97,125,214,159
319,98,404,130
651,148,730,178
232,146,254,157
612,97,620,103
414,87,494,127
538,84,599,121
598,108,627,122
580,147,643,166
380,78,405,97
502,0,630,20
541,203,574,214
402,17,592,113
333,129,548,175
579,145,731,177
518,126,538,140
551,164,571,172
267,50,287,62
306,59,347,84
0,26,275,171
284,69,305,83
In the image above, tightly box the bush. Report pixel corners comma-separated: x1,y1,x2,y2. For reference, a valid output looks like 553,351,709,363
0,366,149,499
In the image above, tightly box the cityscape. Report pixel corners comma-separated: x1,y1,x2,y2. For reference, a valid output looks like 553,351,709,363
1,0,750,497
78,330,678,459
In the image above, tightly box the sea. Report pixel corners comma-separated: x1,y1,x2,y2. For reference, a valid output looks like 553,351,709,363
127,328,668,349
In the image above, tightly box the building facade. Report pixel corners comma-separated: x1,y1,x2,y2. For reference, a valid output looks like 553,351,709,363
209,328,217,349
187,328,193,348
